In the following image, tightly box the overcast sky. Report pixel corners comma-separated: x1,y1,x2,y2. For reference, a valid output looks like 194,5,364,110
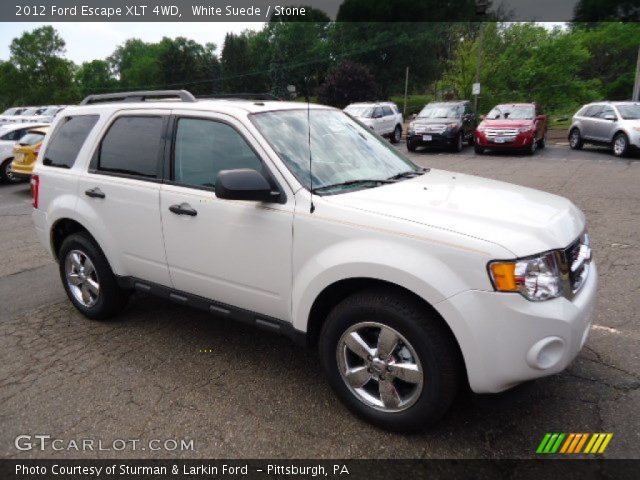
0,22,264,64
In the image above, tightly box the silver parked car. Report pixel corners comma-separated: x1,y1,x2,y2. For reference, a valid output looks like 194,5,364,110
569,101,640,157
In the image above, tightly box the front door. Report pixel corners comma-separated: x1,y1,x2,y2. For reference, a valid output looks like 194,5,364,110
159,113,294,321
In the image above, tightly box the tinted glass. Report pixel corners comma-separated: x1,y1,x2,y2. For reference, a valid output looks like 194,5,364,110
99,116,164,178
43,115,98,168
585,105,603,117
382,106,393,116
174,118,264,188
0,129,20,141
596,107,616,119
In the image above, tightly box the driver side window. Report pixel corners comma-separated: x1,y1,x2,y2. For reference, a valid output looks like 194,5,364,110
173,118,264,189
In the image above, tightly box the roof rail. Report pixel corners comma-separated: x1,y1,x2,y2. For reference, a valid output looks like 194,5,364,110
197,93,281,101
80,90,196,105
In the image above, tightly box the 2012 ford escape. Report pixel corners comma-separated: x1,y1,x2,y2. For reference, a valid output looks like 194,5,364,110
32,91,597,432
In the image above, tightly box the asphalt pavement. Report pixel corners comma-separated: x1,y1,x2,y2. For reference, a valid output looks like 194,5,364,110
1,144,639,459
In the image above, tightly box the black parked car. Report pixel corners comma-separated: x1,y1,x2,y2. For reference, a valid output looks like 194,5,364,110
406,101,477,152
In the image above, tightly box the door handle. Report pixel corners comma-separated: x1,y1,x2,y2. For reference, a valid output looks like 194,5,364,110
169,203,197,216
85,187,105,199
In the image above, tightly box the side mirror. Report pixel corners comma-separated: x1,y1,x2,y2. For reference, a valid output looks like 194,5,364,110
603,114,616,121
215,169,279,202
536,115,546,122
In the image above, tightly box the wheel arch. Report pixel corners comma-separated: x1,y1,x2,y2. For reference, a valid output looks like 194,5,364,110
50,218,107,265
306,277,468,383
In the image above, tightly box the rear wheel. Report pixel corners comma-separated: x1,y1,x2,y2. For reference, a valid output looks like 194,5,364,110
390,125,402,144
569,128,583,150
538,135,546,149
59,233,129,320
612,132,630,157
319,289,461,432
0,158,21,184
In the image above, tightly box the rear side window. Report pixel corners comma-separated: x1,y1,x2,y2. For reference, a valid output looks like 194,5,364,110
43,115,98,168
0,129,22,141
98,116,164,178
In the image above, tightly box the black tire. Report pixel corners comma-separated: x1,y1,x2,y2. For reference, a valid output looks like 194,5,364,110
0,158,21,184
538,135,546,149
390,125,402,144
527,137,537,155
474,145,484,155
407,140,417,152
319,289,462,432
58,233,129,320
612,132,630,158
569,128,583,150
451,132,463,152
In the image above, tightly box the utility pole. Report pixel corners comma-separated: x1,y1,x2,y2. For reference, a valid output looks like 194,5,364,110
473,22,485,115
403,66,409,116
633,45,640,102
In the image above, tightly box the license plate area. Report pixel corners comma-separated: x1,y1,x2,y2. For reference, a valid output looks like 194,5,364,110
422,135,432,141
492,136,515,144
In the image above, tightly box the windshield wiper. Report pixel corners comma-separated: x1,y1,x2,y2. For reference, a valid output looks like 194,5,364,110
312,179,395,193
387,170,425,180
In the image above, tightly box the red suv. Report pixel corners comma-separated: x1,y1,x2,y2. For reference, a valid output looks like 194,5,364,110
474,103,547,155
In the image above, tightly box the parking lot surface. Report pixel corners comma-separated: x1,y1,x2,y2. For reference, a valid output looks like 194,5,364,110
1,144,639,459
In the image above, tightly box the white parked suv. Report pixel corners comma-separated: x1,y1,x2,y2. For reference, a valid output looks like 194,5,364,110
32,90,597,431
344,102,403,143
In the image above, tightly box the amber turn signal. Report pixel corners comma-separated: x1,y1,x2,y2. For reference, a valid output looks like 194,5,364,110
489,262,518,292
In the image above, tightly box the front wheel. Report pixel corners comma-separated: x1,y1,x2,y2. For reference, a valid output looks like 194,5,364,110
407,140,417,152
319,289,461,432
451,132,463,152
0,158,21,184
538,135,546,149
612,132,630,157
390,125,402,144
59,233,129,320
474,145,484,155
569,128,583,150
527,137,538,155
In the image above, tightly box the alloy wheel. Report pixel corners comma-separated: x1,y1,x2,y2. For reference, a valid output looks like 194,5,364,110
65,250,100,307
613,135,627,156
336,321,424,412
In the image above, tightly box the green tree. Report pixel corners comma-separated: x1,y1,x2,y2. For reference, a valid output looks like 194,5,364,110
8,25,78,104
76,60,117,97
157,37,221,94
317,60,380,108
109,39,162,89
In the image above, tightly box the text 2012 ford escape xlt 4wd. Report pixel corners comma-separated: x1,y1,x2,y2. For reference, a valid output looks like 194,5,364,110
32,91,597,432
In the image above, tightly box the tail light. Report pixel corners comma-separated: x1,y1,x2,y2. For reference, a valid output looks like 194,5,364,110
31,174,39,209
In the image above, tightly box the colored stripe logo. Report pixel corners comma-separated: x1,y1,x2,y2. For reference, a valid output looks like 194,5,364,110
536,433,612,454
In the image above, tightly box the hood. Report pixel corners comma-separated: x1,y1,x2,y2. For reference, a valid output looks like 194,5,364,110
480,118,533,129
324,169,585,257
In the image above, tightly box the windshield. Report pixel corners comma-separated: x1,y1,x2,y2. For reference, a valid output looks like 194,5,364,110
418,104,461,119
344,105,374,118
617,104,640,120
40,107,60,116
487,105,535,120
20,108,38,116
251,109,419,193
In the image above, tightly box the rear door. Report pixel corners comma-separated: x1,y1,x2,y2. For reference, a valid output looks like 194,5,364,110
159,112,294,321
77,111,171,286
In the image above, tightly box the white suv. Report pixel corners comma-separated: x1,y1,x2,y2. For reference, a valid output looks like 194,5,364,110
344,102,403,143
32,90,597,431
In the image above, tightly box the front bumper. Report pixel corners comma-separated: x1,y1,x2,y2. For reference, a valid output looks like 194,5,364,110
407,131,457,147
435,262,598,393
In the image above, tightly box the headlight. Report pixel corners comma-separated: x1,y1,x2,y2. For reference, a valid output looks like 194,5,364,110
518,126,535,133
489,252,562,301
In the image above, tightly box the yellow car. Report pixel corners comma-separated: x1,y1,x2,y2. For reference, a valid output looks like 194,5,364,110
10,126,49,180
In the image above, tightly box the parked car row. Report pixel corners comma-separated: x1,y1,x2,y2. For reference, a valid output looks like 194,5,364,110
346,99,639,159
0,123,49,183
0,105,67,126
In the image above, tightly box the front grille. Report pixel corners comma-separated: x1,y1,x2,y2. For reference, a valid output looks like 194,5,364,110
562,233,591,296
415,124,447,134
485,128,518,138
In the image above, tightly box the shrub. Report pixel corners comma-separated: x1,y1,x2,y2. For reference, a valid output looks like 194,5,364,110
317,60,380,109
